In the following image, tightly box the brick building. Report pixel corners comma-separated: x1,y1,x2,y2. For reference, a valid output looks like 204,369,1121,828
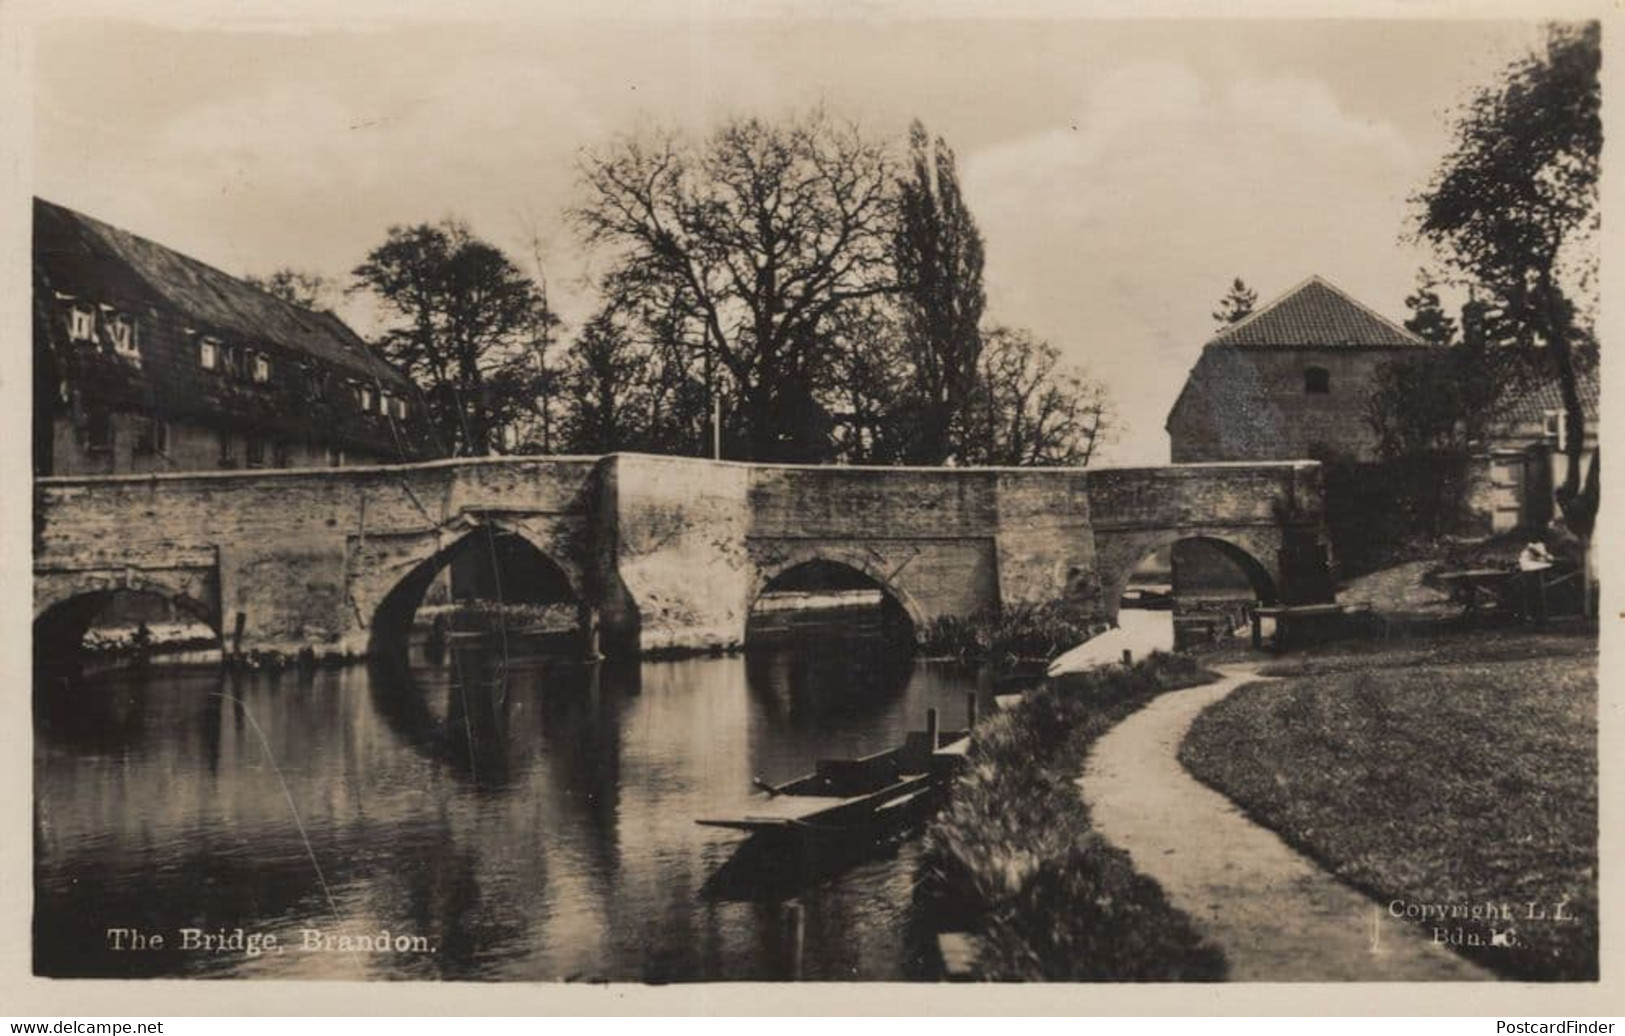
33,197,434,477
1161,275,1431,610
1166,275,1432,464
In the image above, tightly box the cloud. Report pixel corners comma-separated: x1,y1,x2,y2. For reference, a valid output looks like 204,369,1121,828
1226,76,1411,165
959,61,1423,465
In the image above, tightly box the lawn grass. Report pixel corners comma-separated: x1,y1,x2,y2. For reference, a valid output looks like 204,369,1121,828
1180,629,1597,980
916,652,1227,981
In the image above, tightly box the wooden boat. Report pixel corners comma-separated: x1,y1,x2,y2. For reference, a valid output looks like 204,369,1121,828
697,705,974,839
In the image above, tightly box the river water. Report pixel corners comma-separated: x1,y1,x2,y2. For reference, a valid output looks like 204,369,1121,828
35,619,1010,982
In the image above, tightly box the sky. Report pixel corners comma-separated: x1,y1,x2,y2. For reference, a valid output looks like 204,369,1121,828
31,12,1551,465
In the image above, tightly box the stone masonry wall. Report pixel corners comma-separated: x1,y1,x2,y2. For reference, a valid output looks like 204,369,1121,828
36,455,1332,657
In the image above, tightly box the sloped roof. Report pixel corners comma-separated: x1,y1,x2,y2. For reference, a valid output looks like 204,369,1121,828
34,198,408,387
1207,275,1429,350
1494,366,1601,426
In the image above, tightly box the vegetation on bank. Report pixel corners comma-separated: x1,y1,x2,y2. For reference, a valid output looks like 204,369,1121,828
919,601,1109,663
415,600,578,633
1180,630,1597,981
917,651,1226,980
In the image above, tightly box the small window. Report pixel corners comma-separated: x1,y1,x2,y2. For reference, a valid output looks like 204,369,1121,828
133,417,167,457
1304,366,1331,394
1545,409,1568,452
200,337,220,370
379,391,392,416
84,407,114,452
218,431,236,469
108,313,140,358
252,353,272,384
359,385,374,412
68,305,97,343
394,397,408,420
246,437,265,468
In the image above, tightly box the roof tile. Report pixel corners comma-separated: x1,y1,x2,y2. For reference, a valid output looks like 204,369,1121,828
1208,275,1428,350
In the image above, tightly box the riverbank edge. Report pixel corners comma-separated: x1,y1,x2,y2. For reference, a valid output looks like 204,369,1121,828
914,652,1229,981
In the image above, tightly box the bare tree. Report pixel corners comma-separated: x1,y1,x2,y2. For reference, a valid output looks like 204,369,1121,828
963,327,1117,466
573,109,897,462
246,267,336,310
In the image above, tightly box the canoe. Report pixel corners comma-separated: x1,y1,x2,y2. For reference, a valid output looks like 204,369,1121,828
697,727,970,838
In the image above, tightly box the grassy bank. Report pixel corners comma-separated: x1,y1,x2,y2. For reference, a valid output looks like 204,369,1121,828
1180,630,1597,981
920,601,1109,663
916,652,1226,981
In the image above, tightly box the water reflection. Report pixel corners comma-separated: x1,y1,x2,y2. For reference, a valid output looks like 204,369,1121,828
34,625,976,981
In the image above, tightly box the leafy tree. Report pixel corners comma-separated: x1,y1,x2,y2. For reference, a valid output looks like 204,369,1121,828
1211,277,1257,328
573,109,896,462
892,120,987,464
246,267,336,310
1414,21,1600,537
559,304,707,455
351,220,552,456
1401,268,1458,347
961,327,1117,466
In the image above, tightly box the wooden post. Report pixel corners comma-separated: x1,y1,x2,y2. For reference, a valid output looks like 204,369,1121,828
1251,611,1263,650
786,903,805,981
1121,648,1133,667
231,611,246,657
579,604,602,661
926,707,939,751
966,692,978,730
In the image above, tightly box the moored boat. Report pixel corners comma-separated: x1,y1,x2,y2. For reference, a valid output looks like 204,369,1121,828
697,702,975,839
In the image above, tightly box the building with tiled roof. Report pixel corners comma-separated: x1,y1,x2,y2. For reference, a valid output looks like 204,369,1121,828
1469,365,1600,533
1166,275,1433,464
34,197,435,476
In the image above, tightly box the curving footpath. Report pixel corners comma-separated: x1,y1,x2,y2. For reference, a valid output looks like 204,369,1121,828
1080,664,1492,981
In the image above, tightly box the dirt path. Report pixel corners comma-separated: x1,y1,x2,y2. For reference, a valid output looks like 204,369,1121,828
1080,665,1492,981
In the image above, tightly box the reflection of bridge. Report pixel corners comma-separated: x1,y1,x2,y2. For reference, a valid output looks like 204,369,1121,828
34,453,1334,658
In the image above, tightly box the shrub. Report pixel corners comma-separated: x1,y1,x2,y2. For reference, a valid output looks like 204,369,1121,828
919,601,1107,663
916,652,1226,980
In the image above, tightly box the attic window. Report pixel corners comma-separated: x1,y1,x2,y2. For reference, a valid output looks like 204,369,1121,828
252,354,272,384
359,385,374,412
199,337,220,370
68,304,96,343
1304,366,1331,394
108,313,140,359
379,391,393,416
394,397,408,420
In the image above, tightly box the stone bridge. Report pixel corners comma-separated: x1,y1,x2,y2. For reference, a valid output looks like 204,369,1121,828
34,453,1334,658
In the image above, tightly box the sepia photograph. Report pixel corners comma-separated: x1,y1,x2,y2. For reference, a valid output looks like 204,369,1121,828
11,0,1613,1007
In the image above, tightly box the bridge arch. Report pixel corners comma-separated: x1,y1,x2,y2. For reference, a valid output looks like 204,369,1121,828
747,550,928,640
366,519,586,657
34,570,221,658
1098,530,1280,621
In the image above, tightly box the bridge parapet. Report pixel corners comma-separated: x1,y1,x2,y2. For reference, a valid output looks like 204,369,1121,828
33,454,1332,658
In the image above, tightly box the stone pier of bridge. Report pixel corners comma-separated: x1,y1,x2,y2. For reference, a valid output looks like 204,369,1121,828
34,453,1334,658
